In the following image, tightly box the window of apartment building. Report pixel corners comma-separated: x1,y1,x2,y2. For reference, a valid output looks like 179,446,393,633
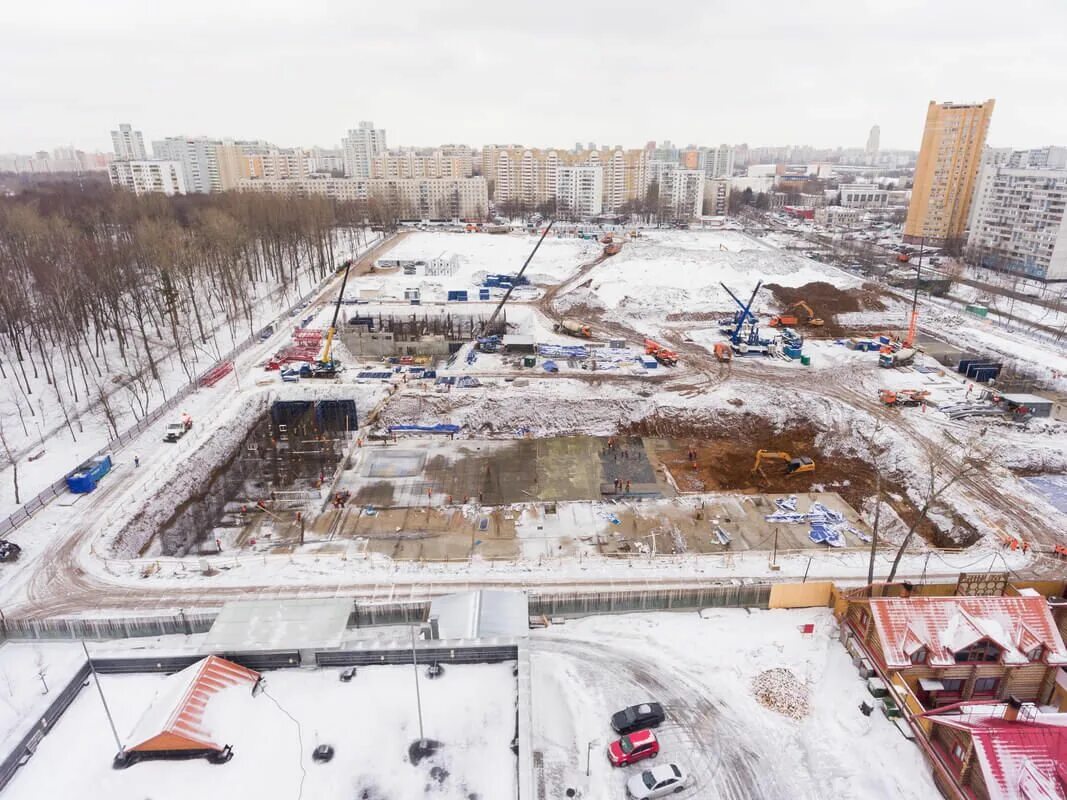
951,742,966,763
939,678,965,696
953,640,1002,664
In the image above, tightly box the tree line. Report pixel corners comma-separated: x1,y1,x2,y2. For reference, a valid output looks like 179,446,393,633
0,184,372,501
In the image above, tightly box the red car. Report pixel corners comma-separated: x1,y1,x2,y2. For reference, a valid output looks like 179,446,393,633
607,728,660,767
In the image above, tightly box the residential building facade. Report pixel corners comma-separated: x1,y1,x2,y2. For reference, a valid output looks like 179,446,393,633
904,99,995,246
108,160,187,195
555,165,604,219
966,159,1067,281
658,169,705,220
152,136,222,193
342,121,387,179
371,147,474,180
236,176,488,219
839,183,889,209
111,123,147,160
703,178,730,216
700,145,735,179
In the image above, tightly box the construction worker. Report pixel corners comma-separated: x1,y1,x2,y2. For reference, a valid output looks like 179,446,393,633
625,480,632,493
134,455,140,468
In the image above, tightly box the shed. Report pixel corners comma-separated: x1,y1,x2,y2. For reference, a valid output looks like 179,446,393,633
503,335,536,354
121,656,260,762
1000,393,1053,419
429,590,528,640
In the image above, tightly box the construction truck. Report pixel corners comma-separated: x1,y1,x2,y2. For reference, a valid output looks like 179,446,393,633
163,413,194,442
713,342,733,362
555,319,592,338
878,347,915,369
879,388,930,407
770,301,824,328
768,314,800,328
751,450,816,477
644,338,678,366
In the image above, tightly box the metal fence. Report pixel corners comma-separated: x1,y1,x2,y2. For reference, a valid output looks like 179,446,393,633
0,233,393,539
528,582,772,617
316,643,518,667
0,612,217,642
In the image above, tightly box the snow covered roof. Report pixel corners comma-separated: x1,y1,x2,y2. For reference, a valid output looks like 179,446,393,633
869,596,1067,669
202,597,353,652
929,710,1067,800
430,590,528,640
125,656,260,753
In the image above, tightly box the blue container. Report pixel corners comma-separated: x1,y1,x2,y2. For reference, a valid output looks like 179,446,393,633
66,454,112,494
479,289,490,300
784,346,803,359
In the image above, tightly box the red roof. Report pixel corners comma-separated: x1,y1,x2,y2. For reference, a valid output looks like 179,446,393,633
125,655,261,753
931,710,1067,800
868,595,1067,669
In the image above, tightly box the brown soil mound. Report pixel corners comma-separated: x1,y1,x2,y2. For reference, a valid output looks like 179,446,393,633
764,281,886,317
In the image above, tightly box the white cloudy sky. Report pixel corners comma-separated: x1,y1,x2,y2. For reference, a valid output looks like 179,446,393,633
3,0,1064,154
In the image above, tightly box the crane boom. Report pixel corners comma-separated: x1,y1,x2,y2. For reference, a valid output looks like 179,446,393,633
722,280,762,344
481,220,554,336
320,258,354,366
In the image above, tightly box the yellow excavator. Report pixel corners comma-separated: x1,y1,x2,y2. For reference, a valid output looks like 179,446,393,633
789,301,824,326
751,449,816,477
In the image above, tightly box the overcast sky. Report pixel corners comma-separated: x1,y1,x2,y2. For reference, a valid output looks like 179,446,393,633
4,0,1065,154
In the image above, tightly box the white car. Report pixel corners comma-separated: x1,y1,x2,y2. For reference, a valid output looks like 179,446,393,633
626,763,688,798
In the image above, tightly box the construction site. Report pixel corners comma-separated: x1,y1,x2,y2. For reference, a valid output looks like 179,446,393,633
0,223,1065,618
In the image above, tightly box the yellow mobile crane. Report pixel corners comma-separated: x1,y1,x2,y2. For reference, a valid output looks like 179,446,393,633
311,258,354,378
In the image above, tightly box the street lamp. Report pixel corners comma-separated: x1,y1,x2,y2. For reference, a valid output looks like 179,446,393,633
586,738,599,776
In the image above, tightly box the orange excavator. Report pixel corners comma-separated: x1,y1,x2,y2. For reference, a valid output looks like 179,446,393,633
644,338,678,366
770,300,824,328
751,450,816,477
878,388,930,407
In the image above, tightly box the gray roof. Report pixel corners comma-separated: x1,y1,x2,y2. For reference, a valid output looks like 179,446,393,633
1000,393,1052,406
429,590,528,640
202,597,352,652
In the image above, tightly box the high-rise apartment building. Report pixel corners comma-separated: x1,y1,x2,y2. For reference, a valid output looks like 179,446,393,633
152,136,222,193
904,99,995,246
556,165,604,219
371,146,473,180
967,149,1067,281
703,178,730,216
216,141,310,190
659,170,705,220
700,145,735,179
342,122,387,178
111,123,147,160
108,160,187,195
866,125,880,157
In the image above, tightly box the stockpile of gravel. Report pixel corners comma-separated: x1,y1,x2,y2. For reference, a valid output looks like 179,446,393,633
751,668,810,719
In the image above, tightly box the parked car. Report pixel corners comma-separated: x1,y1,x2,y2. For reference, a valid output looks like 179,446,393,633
607,728,659,767
0,540,22,563
611,702,665,735
626,763,688,798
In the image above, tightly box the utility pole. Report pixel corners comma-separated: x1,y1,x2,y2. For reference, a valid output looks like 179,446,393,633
82,641,123,754
410,626,425,745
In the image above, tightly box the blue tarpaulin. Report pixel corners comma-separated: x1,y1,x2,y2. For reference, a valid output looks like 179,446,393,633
543,360,559,373
538,344,588,359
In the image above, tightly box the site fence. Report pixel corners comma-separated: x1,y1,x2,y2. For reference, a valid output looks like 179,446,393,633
0,233,394,539
529,582,772,617
0,611,218,642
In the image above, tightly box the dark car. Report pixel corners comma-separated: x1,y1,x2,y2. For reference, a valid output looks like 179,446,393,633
611,702,665,735
0,540,22,563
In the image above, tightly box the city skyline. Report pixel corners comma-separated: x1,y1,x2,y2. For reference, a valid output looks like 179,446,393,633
4,0,1067,154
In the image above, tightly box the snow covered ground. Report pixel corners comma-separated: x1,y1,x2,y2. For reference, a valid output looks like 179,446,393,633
4,662,517,800
0,642,86,758
554,229,861,322
531,608,938,800
348,230,597,303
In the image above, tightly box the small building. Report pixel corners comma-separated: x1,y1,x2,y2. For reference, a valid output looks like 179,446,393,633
838,592,1067,710
503,335,535,354
117,655,261,766
927,704,1067,800
999,393,1053,419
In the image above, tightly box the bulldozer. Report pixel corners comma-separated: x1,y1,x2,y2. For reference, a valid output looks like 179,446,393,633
751,449,816,478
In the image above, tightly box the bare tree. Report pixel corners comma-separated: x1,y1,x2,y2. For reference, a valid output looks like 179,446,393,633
0,420,19,505
886,432,989,583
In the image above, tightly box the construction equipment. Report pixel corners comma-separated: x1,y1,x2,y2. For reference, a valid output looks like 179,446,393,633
555,319,593,338
878,347,915,369
789,301,824,326
768,314,800,328
310,259,355,378
643,338,678,366
713,342,733,362
751,450,816,477
481,221,554,337
721,281,773,356
879,388,930,406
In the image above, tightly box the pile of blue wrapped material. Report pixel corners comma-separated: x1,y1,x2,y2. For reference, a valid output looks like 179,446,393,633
457,376,481,388
466,348,478,365
765,497,870,547
538,344,588,359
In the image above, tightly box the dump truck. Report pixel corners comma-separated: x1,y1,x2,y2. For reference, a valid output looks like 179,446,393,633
555,319,592,338
163,413,193,442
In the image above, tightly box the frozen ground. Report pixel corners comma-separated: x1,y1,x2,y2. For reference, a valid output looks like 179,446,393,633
349,230,597,302
554,229,861,321
4,662,517,800
0,642,85,757
531,608,938,800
